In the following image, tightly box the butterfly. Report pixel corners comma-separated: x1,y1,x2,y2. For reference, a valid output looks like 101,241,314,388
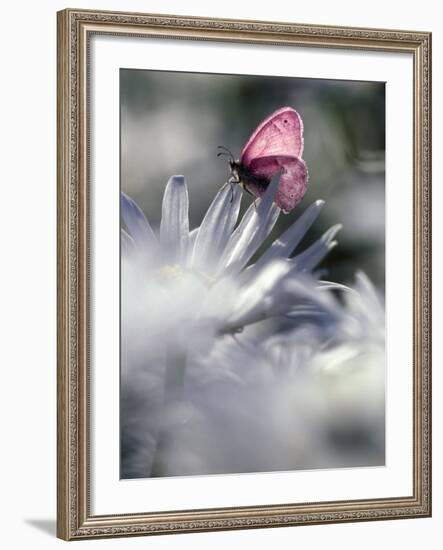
218,106,309,214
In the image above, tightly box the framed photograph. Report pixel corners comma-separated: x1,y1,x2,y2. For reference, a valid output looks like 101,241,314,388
57,8,431,540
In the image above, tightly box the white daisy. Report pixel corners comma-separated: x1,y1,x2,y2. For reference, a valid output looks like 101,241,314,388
121,173,341,477
121,173,341,347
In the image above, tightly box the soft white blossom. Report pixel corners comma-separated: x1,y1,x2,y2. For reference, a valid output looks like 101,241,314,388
121,175,384,478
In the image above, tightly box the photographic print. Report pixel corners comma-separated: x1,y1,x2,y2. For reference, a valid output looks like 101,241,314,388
120,69,386,479
57,9,431,539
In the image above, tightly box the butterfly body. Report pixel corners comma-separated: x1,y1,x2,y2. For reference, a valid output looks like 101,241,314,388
228,159,269,196
224,107,309,214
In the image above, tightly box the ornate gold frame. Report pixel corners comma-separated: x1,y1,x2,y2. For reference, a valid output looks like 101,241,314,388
57,8,432,540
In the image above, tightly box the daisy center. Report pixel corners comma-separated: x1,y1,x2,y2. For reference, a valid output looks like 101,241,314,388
158,264,215,288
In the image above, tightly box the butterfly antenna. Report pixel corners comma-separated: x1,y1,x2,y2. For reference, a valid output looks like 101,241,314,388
217,145,234,162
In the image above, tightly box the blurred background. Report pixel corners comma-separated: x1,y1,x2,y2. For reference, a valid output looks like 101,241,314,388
121,68,385,294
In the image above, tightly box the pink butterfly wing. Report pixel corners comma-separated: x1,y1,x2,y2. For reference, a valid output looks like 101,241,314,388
248,155,309,213
240,107,304,167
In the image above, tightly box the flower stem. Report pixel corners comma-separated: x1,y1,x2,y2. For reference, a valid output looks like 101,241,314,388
150,348,187,477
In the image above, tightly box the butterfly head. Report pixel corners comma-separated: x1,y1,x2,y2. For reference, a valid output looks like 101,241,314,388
228,160,241,185
217,145,241,184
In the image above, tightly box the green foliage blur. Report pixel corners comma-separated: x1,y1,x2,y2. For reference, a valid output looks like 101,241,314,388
121,69,385,292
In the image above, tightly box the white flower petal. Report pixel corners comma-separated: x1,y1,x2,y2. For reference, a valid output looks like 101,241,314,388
215,201,256,269
285,277,340,307
226,259,292,327
160,175,189,264
354,271,383,311
290,224,342,272
191,182,242,273
121,228,135,258
121,192,157,252
342,271,385,335
217,173,282,277
195,276,240,330
317,280,354,293
255,200,325,268
186,227,200,265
